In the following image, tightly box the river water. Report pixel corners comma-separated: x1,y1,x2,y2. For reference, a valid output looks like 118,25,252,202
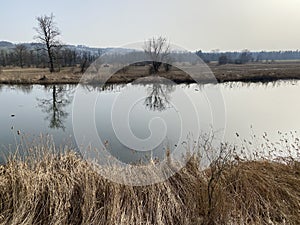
0,81,299,163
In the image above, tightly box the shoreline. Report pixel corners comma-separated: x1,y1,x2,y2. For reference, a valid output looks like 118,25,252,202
1,61,300,85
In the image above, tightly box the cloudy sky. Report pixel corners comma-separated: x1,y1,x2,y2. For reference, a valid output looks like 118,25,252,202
1,0,300,51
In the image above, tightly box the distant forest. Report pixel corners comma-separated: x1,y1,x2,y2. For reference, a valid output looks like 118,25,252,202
0,41,103,71
1,41,300,70
196,50,300,64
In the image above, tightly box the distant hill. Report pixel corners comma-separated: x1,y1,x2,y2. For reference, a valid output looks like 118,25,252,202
0,41,113,55
0,41,14,48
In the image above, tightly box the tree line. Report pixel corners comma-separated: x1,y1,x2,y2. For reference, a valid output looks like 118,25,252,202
196,50,300,65
2,43,300,70
0,45,98,70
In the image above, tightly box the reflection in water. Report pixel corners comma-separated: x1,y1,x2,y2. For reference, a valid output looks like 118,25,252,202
1,81,300,164
80,83,127,93
0,84,33,94
37,85,73,131
144,83,175,111
14,85,34,94
222,79,299,89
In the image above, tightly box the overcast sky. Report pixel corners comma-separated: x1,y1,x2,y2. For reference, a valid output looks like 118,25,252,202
1,0,300,51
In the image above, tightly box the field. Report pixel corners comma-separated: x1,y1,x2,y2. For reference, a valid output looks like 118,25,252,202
1,61,300,84
0,67,82,85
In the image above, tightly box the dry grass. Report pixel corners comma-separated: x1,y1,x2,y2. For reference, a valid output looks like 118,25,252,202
2,61,300,84
0,67,82,85
0,141,299,225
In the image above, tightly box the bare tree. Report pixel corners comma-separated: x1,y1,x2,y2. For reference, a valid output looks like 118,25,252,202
34,13,61,72
14,44,28,68
144,36,170,74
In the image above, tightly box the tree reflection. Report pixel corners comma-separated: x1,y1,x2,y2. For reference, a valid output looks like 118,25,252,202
144,83,175,111
0,84,33,94
14,85,33,94
37,85,73,131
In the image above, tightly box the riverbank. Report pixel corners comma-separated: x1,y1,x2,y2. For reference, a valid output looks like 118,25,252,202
1,61,300,85
0,148,299,224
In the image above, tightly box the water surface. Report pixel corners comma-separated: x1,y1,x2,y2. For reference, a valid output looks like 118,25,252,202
0,81,299,162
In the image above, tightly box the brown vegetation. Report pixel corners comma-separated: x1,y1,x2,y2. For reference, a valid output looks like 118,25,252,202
1,61,300,85
0,143,299,224
0,67,82,85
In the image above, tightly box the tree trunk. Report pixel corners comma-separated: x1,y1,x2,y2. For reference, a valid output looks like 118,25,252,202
47,43,54,73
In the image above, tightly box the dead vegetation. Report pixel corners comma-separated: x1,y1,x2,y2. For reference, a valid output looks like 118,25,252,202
0,138,299,225
2,61,300,85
